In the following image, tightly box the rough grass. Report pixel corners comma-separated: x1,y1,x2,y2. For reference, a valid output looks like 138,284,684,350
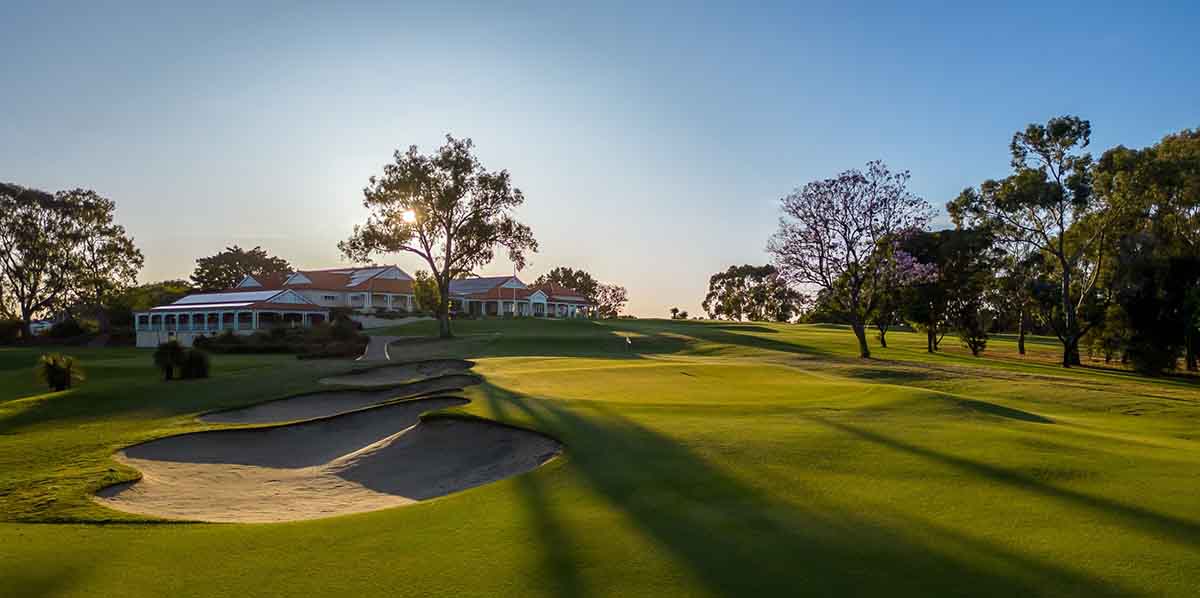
2,320,1200,597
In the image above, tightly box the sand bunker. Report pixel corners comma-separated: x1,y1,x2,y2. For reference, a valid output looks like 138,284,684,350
320,359,474,388
97,396,562,523
201,374,482,424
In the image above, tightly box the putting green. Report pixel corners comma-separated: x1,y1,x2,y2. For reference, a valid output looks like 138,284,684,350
2,320,1199,597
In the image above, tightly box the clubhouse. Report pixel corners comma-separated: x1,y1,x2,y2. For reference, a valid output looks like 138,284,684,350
134,266,592,347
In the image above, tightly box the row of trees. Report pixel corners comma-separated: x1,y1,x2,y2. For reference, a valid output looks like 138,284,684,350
764,116,1200,374
0,184,144,337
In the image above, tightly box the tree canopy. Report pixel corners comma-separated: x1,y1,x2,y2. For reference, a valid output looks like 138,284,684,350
594,283,628,319
769,160,932,357
340,135,537,338
534,267,599,303
897,229,998,353
949,115,1104,366
701,264,806,322
412,270,442,314
191,245,291,291
1087,128,1200,372
0,183,143,337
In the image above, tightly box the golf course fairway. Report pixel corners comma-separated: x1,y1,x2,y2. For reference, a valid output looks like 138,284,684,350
2,318,1199,597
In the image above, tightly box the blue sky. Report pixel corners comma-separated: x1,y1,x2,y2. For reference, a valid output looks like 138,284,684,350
2,1,1197,316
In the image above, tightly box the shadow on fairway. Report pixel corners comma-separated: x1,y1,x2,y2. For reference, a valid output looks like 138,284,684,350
385,319,839,362
805,415,1200,550
481,382,1127,597
601,320,838,359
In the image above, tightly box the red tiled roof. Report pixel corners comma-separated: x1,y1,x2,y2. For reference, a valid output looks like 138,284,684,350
284,270,414,293
241,273,289,289
231,266,414,294
463,286,536,300
532,283,591,304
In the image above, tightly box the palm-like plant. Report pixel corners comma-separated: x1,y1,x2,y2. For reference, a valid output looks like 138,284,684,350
35,353,85,391
153,341,185,381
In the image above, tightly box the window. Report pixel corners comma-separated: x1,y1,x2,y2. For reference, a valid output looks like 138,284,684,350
323,295,338,302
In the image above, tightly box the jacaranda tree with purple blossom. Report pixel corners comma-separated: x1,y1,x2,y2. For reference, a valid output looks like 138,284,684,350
768,161,933,358
872,240,939,348
897,228,999,354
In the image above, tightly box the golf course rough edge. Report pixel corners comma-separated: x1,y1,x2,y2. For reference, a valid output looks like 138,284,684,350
200,373,482,424
95,360,562,523
318,359,476,387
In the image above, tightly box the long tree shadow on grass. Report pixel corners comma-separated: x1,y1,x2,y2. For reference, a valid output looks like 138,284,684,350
804,415,1200,550
489,397,590,597
601,320,839,360
480,383,1127,597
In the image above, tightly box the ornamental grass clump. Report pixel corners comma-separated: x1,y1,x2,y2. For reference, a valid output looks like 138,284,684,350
35,353,85,391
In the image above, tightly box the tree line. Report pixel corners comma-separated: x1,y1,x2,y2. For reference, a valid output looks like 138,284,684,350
708,116,1198,374
0,184,143,338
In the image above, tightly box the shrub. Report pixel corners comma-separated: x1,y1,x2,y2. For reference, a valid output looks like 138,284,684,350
153,341,186,381
332,317,360,341
1125,338,1179,375
192,334,210,349
49,319,87,338
296,337,370,360
217,329,241,345
954,302,990,357
180,349,211,379
35,353,85,391
0,319,21,344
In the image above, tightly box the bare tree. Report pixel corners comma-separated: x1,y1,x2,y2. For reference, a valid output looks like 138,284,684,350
768,161,932,358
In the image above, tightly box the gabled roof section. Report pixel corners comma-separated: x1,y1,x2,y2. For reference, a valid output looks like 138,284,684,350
261,265,414,293
533,282,591,304
235,273,288,290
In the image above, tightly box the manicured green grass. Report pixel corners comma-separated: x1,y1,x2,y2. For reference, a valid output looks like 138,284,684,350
3,320,1200,596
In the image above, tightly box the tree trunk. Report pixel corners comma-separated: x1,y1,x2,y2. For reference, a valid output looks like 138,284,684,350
876,323,888,348
436,285,453,339
852,322,871,359
20,307,32,341
1060,262,1079,368
926,327,936,353
96,304,111,334
1062,335,1082,367
1017,304,1027,356
1186,327,1197,372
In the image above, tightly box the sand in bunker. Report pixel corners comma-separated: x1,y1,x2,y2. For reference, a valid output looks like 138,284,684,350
201,374,482,424
97,398,562,523
320,359,474,388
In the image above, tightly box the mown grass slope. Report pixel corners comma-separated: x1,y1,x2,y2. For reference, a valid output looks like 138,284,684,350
2,319,1199,597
